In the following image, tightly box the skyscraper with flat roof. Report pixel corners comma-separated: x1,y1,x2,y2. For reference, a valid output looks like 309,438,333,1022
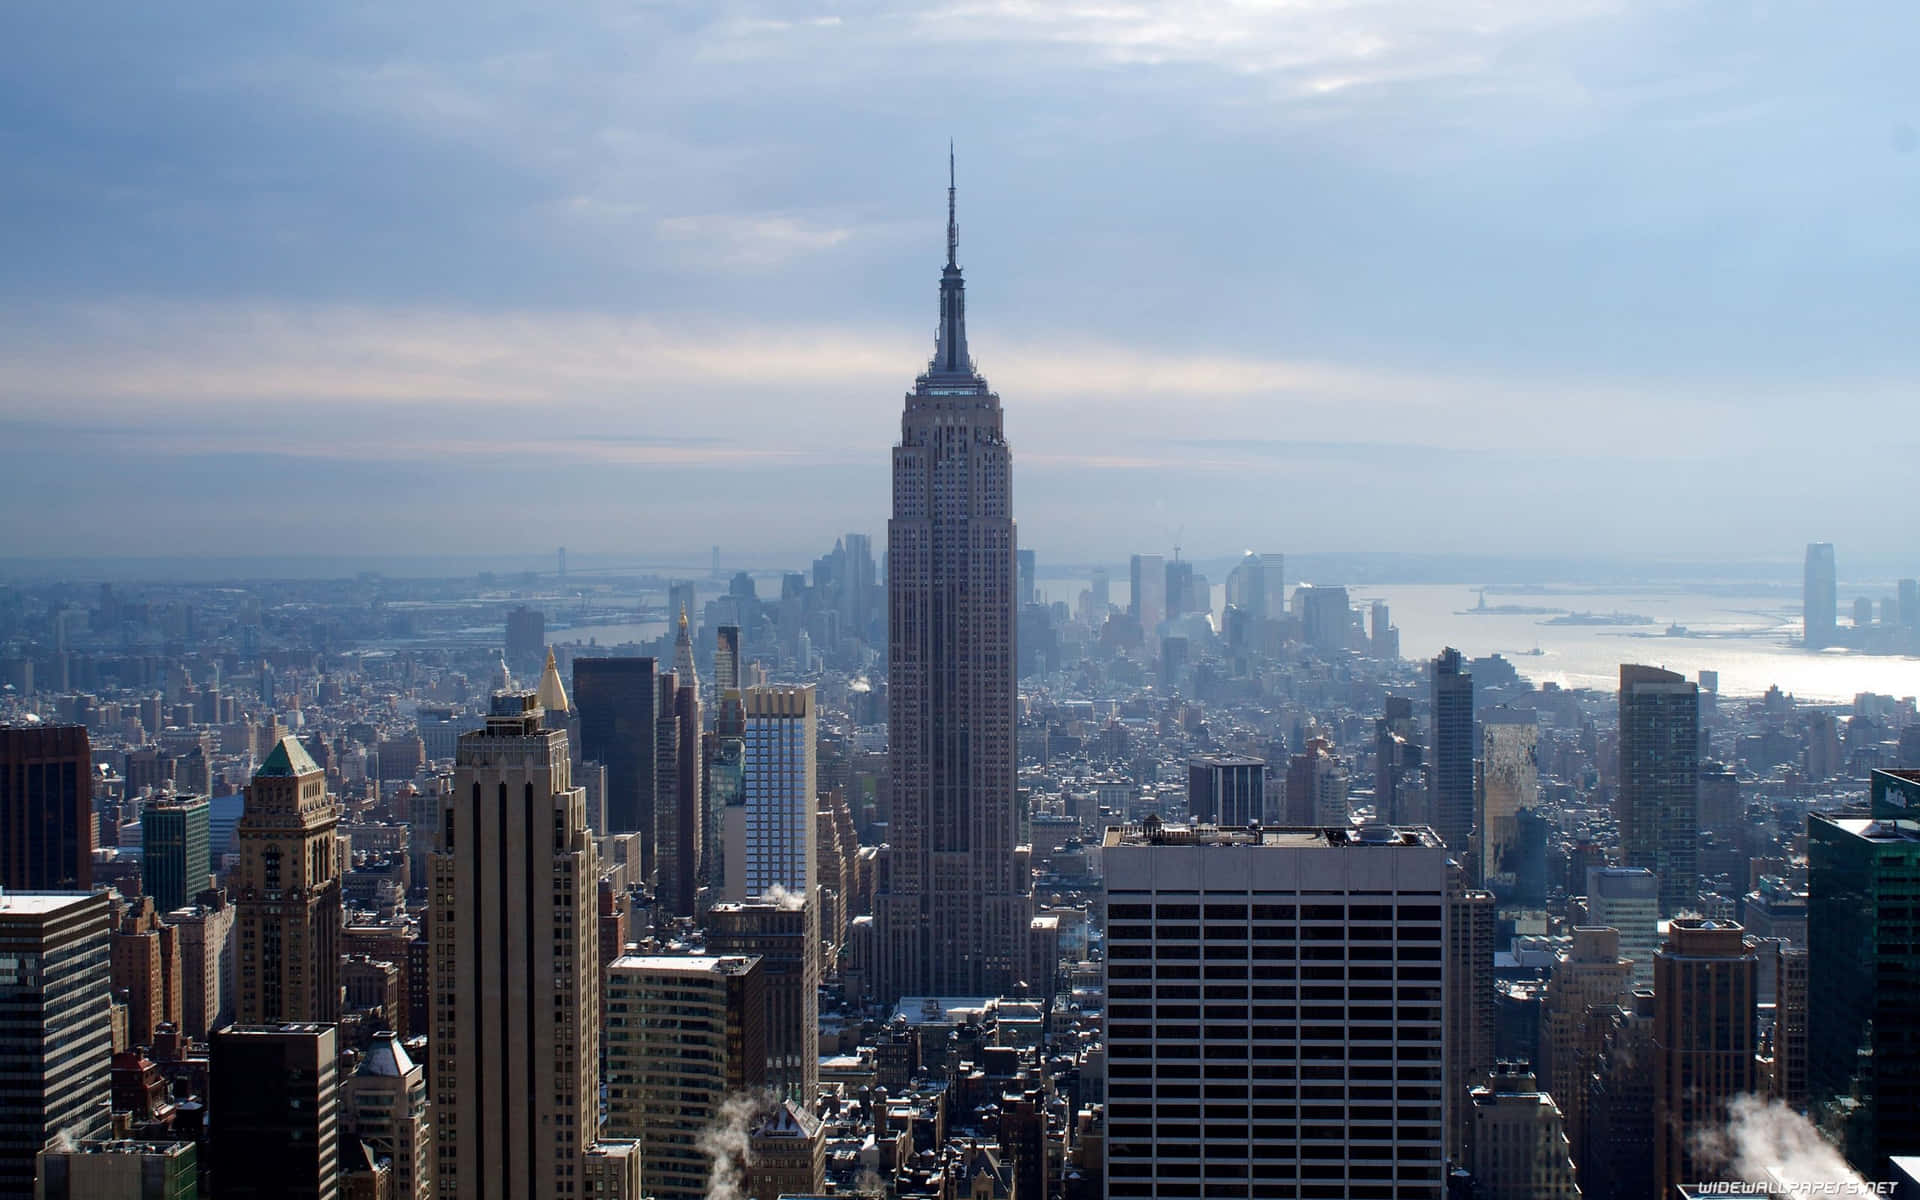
1808,769,1920,1176
1186,755,1265,826
1103,820,1451,1199
1587,866,1659,989
1431,648,1475,855
0,890,112,1197
1804,542,1837,648
573,656,659,854
1130,554,1165,634
209,1023,340,1200
1478,708,1537,892
873,157,1030,1002
0,722,93,891
142,794,210,913
1618,665,1699,914
1652,919,1757,1198
605,953,767,1200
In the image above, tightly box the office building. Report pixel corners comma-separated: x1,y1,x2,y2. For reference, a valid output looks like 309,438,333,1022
708,900,819,1105
1586,867,1659,989
1186,756,1265,826
572,656,659,854
1103,819,1451,1199
1,722,93,891
655,646,703,916
1430,649,1474,854
169,891,235,1038
1808,769,1920,1175
1768,942,1809,1112
727,684,814,902
209,1023,340,1200
1804,542,1837,648
1652,919,1758,1198
1374,697,1423,827
1299,584,1354,655
1164,558,1195,618
431,691,602,1200
35,1138,198,1200
233,737,340,1024
605,954,767,1200
112,897,181,1050
1465,1065,1579,1200
1537,927,1632,1147
141,795,210,913
1130,554,1165,634
0,891,113,1197
873,162,1031,1002
1447,877,1496,1161
1283,738,1349,827
505,605,545,672
341,1032,433,1200
1583,992,1656,1200
1477,709,1537,891
1618,665,1699,914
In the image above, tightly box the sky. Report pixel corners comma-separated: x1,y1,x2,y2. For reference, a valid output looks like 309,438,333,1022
2,1,1916,568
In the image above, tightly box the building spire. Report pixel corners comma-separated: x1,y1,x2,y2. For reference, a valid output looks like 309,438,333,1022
947,140,958,270
930,142,973,378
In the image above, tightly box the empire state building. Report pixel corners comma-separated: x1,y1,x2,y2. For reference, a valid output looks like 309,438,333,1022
873,156,1031,1002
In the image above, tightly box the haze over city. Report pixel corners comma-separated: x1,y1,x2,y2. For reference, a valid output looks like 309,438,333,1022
6,2,1917,561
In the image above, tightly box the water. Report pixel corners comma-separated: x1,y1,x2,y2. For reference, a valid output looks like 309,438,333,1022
1039,579,1919,702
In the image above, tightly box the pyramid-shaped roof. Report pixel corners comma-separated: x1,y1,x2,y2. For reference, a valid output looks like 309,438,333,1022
357,1032,416,1078
256,735,320,778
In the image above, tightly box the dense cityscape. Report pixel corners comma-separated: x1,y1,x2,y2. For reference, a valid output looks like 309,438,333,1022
2,154,1918,1200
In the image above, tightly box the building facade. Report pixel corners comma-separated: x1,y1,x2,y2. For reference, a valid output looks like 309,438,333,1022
141,795,210,914
1103,820,1450,1200
572,657,659,854
1808,769,1920,1176
874,163,1030,1002
1430,649,1474,854
431,692,601,1200
708,900,819,1105
1186,756,1264,826
0,891,113,1197
1652,919,1757,1198
605,954,767,1200
0,723,93,892
1617,665,1700,914
233,737,341,1024
209,1023,341,1200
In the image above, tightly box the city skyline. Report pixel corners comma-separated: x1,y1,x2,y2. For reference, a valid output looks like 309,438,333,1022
4,5,1916,560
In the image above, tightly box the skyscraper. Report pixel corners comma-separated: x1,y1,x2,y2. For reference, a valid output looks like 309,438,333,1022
431,691,603,1200
1103,820,1450,1198
1808,769,1920,1176
0,890,113,1197
1374,696,1423,826
1804,541,1837,649
1478,708,1538,893
1129,553,1165,634
1586,866,1660,990
142,794,211,913
605,954,767,1200
209,1023,341,1200
708,900,818,1105
573,656,659,854
655,633,703,916
1617,665,1700,914
0,722,93,891
729,684,817,902
234,736,341,1024
873,156,1030,1002
1652,919,1758,1198
1186,755,1264,826
1431,648,1475,854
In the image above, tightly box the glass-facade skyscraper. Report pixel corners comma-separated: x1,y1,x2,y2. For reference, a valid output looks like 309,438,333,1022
1809,768,1920,1176
1617,664,1699,914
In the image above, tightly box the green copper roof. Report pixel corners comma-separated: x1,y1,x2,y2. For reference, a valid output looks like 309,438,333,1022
256,735,320,778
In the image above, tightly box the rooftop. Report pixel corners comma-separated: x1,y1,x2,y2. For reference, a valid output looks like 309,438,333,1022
255,735,320,778
608,953,760,976
0,891,100,916
1103,820,1441,850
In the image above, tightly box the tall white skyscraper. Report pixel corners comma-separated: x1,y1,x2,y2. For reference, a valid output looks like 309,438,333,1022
1103,819,1451,1199
725,684,817,902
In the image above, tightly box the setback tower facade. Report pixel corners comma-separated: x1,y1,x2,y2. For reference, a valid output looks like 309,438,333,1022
873,155,1030,1001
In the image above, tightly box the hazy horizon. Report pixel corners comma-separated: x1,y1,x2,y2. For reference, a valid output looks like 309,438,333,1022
5,3,1917,561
